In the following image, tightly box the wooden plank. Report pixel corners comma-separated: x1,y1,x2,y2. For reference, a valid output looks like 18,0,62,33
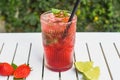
0,33,120,80
0,43,17,80
43,66,59,80
27,42,44,80
8,43,30,80
100,42,120,80
86,42,111,80
74,41,90,80
75,33,120,43
61,65,77,80
75,42,90,61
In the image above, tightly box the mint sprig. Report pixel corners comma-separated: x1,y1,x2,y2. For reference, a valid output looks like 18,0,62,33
51,8,61,14
51,8,69,17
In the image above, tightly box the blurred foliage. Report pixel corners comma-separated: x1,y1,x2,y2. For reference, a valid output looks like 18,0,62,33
77,0,120,31
0,0,120,32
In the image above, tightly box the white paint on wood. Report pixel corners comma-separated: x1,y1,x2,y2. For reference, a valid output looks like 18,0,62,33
101,42,120,80
0,33,120,80
87,42,111,80
0,43,16,80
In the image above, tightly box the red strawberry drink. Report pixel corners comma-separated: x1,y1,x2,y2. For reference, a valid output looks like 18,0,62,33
40,9,77,72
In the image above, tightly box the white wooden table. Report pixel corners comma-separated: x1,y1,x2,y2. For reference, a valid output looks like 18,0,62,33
0,33,120,80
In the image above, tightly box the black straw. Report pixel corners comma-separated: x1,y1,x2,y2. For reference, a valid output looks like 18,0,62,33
62,0,80,39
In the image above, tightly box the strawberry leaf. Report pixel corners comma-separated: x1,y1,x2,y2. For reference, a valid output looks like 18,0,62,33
12,63,18,70
14,78,25,80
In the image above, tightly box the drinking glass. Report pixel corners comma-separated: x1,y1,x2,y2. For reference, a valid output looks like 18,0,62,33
40,11,77,72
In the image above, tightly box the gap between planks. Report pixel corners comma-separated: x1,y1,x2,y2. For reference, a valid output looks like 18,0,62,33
7,43,18,80
27,43,32,65
113,42,120,59
99,43,113,80
6,43,32,80
86,43,92,61
41,54,45,80
0,43,5,55
73,51,79,80
86,43,114,80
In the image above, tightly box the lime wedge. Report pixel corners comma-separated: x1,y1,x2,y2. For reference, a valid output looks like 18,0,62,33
84,67,100,80
74,61,93,73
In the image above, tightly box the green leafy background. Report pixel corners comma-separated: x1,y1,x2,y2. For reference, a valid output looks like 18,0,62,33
0,0,120,32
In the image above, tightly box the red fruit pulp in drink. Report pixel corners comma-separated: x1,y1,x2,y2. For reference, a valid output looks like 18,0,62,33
41,12,77,72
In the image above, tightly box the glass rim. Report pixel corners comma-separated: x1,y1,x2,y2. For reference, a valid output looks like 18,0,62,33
40,10,77,24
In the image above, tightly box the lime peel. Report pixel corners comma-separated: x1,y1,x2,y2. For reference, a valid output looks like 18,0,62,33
84,67,100,80
74,61,93,73
74,61,100,80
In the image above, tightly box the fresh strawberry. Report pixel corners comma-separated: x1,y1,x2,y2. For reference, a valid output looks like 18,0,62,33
13,64,31,78
0,62,14,76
